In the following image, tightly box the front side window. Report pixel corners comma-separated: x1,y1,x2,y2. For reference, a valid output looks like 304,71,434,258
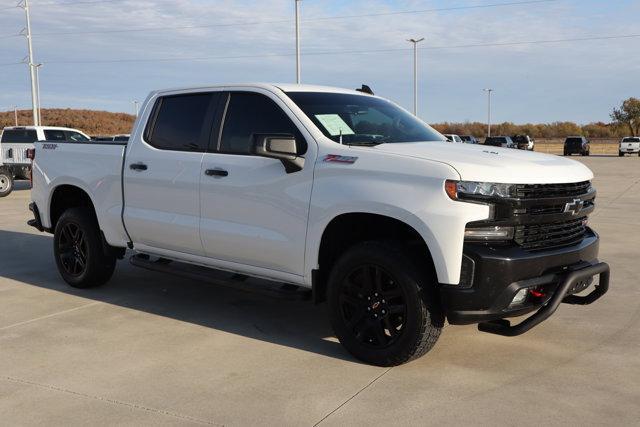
286,92,444,145
219,92,305,155
1,129,38,143
147,93,216,151
66,131,89,142
44,130,66,140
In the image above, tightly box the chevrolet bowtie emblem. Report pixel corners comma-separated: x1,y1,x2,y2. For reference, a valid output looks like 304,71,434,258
564,199,584,215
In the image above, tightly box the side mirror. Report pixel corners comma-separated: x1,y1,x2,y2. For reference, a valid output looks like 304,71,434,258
254,134,305,173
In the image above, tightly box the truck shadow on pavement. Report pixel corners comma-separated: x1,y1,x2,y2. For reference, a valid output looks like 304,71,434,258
0,229,354,363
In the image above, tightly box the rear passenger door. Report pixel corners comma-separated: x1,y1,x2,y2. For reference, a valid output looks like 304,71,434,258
199,90,315,276
123,91,222,256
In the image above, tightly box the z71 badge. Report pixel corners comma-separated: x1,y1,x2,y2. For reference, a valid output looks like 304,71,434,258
42,143,58,150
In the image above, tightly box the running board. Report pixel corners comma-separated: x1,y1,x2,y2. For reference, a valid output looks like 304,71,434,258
129,254,311,301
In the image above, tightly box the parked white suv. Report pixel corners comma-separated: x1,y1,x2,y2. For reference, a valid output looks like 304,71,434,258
27,84,609,365
619,137,640,156
0,126,90,197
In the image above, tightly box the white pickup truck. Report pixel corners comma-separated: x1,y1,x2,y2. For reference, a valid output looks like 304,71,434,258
28,84,609,366
618,137,640,156
0,125,90,197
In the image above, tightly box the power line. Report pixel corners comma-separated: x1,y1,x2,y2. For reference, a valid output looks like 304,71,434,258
29,0,561,37
22,33,639,65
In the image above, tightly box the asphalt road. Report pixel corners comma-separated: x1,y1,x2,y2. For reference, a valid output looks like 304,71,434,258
1,156,639,426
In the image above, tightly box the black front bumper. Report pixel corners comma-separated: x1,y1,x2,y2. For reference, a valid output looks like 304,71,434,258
440,228,609,335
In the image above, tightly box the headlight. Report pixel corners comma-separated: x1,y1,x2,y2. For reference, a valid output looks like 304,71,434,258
464,225,514,241
445,180,515,200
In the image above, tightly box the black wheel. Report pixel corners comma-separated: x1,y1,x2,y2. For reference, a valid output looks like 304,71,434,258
619,151,624,157
54,207,116,288
586,150,590,156
327,241,443,366
563,150,568,156
0,170,13,197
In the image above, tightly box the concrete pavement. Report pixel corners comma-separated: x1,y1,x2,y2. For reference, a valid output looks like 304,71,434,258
1,157,639,426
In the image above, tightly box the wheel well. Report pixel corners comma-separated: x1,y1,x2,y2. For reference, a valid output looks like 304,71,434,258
49,185,96,230
315,213,434,303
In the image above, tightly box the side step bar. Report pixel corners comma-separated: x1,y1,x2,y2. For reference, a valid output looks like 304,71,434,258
129,254,311,301
478,262,610,337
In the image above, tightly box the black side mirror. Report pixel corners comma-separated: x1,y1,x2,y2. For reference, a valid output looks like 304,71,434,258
254,134,305,173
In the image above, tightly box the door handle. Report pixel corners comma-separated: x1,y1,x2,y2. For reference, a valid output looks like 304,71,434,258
205,168,228,177
129,162,148,171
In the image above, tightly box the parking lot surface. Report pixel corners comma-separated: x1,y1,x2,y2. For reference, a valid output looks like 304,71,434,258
1,157,639,426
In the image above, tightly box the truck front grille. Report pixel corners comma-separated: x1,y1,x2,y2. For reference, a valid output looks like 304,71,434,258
514,181,591,199
514,217,587,251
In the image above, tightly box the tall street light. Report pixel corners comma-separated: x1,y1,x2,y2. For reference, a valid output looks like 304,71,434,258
483,88,494,137
34,63,43,125
407,37,425,116
295,0,302,84
20,0,38,126
132,100,139,117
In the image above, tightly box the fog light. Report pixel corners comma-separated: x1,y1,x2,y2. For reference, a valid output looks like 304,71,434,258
464,226,514,241
509,288,528,307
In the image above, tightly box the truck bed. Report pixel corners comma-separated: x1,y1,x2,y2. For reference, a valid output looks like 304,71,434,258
31,140,130,247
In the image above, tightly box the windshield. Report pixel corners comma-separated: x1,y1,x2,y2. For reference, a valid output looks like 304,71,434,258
622,137,640,142
286,92,444,145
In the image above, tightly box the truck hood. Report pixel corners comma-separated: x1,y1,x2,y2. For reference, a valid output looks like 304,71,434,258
371,141,594,184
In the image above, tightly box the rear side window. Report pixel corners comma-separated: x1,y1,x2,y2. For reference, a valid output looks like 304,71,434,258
1,129,38,143
146,93,217,152
219,92,305,155
44,130,66,140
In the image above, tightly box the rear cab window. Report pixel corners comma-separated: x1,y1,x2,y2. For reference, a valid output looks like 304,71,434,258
145,92,221,152
1,129,38,143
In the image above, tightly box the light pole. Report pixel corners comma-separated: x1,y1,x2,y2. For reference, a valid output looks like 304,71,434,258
34,63,43,125
295,0,301,84
20,0,39,126
132,100,139,117
483,88,494,137
13,106,18,126
407,37,425,116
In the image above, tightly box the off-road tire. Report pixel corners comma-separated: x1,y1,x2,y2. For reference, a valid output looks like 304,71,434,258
327,241,443,366
0,170,13,198
619,151,624,157
53,207,116,288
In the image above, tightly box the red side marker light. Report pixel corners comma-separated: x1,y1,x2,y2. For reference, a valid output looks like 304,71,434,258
324,154,357,164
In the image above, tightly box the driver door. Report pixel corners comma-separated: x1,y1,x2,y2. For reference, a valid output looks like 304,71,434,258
199,90,315,276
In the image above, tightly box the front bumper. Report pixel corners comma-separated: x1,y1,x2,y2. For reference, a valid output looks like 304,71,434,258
440,228,609,335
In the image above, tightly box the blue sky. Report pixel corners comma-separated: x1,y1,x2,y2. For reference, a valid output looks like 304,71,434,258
0,0,638,124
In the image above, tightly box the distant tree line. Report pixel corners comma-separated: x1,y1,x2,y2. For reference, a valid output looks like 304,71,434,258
0,108,135,136
431,121,628,139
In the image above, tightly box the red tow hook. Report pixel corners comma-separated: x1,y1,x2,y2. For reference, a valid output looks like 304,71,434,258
529,289,546,298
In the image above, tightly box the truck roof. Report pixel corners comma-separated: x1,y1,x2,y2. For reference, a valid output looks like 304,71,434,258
151,83,364,97
2,125,85,132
